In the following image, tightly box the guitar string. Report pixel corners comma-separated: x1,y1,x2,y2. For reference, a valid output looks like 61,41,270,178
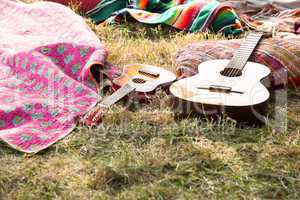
228,40,255,77
227,34,259,77
225,39,250,77
226,33,263,77
227,33,262,77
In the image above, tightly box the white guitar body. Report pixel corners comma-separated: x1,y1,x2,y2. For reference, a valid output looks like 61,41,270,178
170,59,271,124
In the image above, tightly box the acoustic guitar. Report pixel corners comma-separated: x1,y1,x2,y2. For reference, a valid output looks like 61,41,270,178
83,64,176,126
170,32,271,124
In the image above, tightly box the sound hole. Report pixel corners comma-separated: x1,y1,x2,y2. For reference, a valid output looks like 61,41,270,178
220,68,242,77
132,78,146,84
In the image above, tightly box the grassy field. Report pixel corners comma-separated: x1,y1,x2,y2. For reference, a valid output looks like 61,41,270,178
1,1,300,199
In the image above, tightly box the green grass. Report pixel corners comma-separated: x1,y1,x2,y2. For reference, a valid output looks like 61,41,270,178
1,1,300,199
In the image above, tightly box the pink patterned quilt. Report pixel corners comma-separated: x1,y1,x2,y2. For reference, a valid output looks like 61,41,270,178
0,0,115,153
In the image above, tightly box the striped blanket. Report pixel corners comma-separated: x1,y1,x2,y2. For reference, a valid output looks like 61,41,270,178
86,0,243,35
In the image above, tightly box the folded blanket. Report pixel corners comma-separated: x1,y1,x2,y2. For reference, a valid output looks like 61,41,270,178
245,0,300,9
174,3,300,87
226,2,300,34
86,0,243,35
175,35,300,87
0,0,119,153
224,0,300,14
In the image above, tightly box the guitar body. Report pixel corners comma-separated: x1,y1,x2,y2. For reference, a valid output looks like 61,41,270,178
83,64,176,126
170,59,271,124
113,64,176,93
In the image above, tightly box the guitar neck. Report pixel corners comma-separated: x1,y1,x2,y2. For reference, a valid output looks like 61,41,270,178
227,32,264,71
100,83,135,107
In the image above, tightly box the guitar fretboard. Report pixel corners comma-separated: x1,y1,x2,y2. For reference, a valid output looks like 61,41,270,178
100,83,135,107
226,32,264,71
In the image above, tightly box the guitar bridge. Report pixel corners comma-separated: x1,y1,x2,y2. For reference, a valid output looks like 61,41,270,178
197,85,244,94
209,85,232,93
138,69,160,79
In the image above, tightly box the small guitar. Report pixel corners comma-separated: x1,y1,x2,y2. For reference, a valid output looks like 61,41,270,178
170,32,271,124
83,64,176,126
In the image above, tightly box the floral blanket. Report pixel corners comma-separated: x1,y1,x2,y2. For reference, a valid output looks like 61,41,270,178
0,0,118,153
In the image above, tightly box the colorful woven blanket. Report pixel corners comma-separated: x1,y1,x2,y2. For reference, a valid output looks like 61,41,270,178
0,0,118,153
86,0,243,35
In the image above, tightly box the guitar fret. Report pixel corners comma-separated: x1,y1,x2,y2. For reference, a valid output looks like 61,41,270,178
227,32,263,70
